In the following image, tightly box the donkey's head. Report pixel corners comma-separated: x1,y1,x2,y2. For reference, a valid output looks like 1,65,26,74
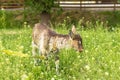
69,25,83,52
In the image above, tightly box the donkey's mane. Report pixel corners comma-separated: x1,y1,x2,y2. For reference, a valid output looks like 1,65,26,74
36,23,69,39
42,25,69,39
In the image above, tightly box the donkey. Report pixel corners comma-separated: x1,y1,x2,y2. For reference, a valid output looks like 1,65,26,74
32,23,83,73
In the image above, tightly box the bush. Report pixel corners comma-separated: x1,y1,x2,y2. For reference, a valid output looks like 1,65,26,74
0,10,23,29
25,0,57,14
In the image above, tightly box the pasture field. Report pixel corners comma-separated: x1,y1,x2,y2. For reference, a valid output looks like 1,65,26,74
0,27,120,80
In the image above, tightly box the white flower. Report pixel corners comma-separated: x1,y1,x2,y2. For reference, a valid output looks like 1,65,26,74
87,78,90,80
77,55,80,58
92,57,95,60
85,65,90,70
105,72,109,76
51,78,55,80
5,58,9,61
1,8,4,11
28,25,30,28
21,74,28,80
73,76,76,80
119,67,120,70
85,50,88,53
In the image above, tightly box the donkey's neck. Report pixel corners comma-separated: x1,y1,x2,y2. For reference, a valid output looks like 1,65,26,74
50,34,71,50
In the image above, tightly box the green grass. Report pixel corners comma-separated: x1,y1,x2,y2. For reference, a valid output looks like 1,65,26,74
0,27,120,80
0,10,23,29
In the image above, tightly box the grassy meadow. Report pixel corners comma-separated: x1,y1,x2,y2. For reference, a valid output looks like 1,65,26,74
0,26,120,80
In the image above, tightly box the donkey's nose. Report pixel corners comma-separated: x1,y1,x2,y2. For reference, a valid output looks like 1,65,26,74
79,48,83,52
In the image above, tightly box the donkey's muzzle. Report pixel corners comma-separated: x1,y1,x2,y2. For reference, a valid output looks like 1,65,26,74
78,48,83,52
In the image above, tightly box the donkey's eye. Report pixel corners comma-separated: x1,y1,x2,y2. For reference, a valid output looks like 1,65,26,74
78,41,81,44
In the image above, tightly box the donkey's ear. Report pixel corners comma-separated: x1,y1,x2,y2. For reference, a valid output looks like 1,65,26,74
71,25,76,34
69,30,75,39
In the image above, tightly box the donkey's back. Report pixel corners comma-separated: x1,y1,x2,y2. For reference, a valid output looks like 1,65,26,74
32,23,83,74
32,23,56,46
32,23,56,38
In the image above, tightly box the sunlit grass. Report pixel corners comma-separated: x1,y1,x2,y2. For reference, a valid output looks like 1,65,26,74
0,27,120,80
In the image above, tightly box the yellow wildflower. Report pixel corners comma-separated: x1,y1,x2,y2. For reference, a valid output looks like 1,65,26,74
2,50,29,58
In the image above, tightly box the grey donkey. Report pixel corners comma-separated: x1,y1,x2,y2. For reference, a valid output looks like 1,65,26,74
32,23,83,74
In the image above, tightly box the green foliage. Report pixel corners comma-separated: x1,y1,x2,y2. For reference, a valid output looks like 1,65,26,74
25,0,57,13
0,10,23,29
118,0,120,2
0,24,120,79
51,11,120,30
0,10,7,29
24,0,58,25
106,11,120,28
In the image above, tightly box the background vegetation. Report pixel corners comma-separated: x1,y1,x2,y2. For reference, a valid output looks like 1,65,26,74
0,0,120,79
0,25,120,80
0,0,120,29
0,9,120,30
0,10,23,29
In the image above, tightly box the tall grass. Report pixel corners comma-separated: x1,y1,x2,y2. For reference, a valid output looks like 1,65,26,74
0,9,23,29
0,7,120,80
0,24,120,80
0,9,6,29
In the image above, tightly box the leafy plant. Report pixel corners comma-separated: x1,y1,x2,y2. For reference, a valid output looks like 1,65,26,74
25,0,57,13
0,26,120,79
0,10,23,29
0,9,6,29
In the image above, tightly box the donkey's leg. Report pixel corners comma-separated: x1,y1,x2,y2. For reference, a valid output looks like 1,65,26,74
54,49,60,74
32,41,38,65
38,35,50,62
51,37,60,74
55,54,60,75
40,33,50,58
